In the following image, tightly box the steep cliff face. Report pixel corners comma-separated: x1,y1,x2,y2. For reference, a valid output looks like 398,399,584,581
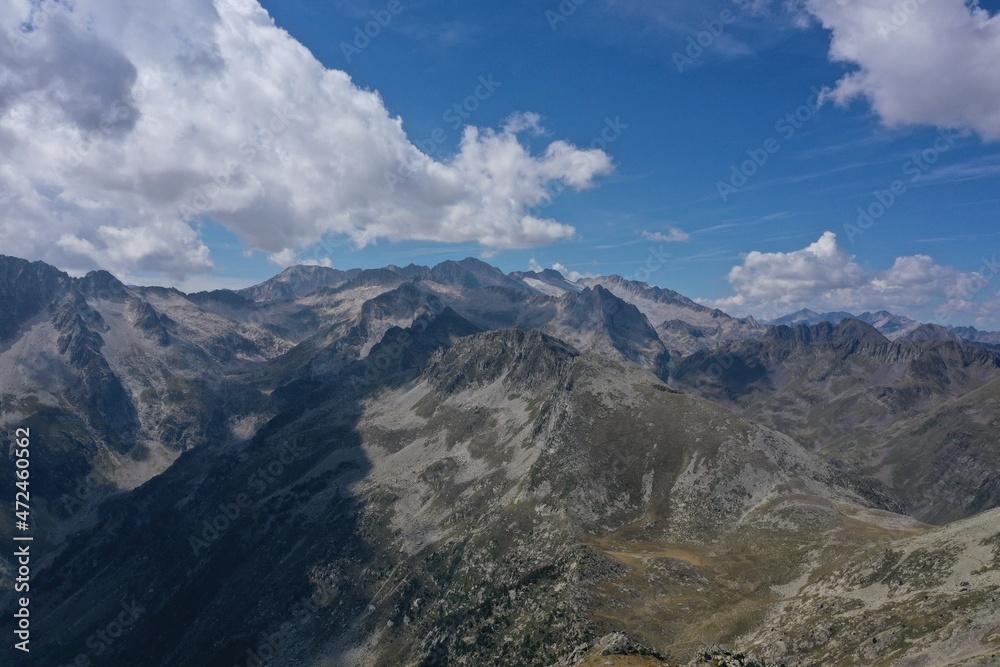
52,291,140,449
0,255,70,342
544,286,670,375
125,297,171,346
581,275,762,357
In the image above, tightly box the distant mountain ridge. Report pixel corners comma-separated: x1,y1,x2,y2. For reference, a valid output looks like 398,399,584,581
236,264,358,302
770,307,998,347
230,264,995,351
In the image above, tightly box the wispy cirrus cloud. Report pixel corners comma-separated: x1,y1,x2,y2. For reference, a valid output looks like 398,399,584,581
641,227,691,243
917,153,1000,185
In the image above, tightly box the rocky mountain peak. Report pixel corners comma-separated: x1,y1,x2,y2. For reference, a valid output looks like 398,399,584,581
766,318,888,346
833,318,891,345
583,275,720,315
901,322,965,344
562,285,649,327
427,328,578,393
551,285,668,372
358,306,481,382
536,268,567,281
770,308,855,327
0,254,69,341
238,264,348,302
508,268,583,295
386,263,431,279
426,258,528,291
78,269,129,301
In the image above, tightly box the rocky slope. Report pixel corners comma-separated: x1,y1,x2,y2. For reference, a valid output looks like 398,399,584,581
737,507,1000,666
670,320,1000,523
0,259,266,544
1,255,999,666
3,316,907,666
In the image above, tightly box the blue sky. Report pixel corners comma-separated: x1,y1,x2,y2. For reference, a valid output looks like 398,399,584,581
1,0,999,325
249,0,1000,324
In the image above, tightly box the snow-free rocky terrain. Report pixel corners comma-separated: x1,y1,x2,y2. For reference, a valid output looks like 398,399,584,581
1,254,998,666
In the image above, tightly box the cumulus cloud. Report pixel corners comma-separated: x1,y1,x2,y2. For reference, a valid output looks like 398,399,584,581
641,227,691,243
931,258,1000,328
706,231,986,320
528,258,595,282
801,0,1000,139
552,262,597,282
0,0,613,278
977,291,1000,329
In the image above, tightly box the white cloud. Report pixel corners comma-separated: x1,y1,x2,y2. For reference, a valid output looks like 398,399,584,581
528,258,595,282
801,0,1000,140
0,0,613,278
705,231,985,320
641,227,691,243
933,293,999,330
551,262,596,282
980,291,1000,329
266,249,298,267
500,111,546,136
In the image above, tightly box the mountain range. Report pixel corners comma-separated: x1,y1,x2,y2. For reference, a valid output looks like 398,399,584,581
1,254,998,666
769,308,1000,350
